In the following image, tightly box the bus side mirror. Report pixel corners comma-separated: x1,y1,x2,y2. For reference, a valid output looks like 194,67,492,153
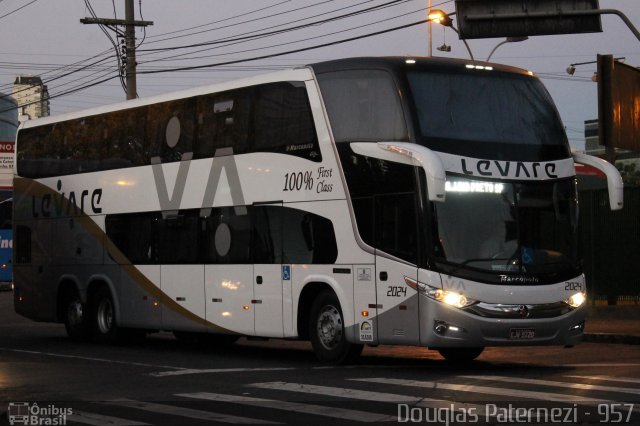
350,142,446,202
572,152,623,210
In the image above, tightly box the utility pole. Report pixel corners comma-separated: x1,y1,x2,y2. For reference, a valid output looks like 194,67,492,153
81,0,153,100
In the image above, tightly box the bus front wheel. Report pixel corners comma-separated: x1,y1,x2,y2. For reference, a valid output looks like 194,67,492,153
437,347,484,362
309,290,363,364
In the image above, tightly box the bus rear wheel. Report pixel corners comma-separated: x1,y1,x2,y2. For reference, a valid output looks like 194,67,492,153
309,290,363,364
437,347,484,362
91,287,119,344
62,291,90,341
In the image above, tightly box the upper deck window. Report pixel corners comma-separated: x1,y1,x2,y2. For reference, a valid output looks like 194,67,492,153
16,82,321,179
317,70,408,143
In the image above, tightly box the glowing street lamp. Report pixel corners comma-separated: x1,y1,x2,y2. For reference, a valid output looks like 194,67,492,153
427,10,475,60
428,9,453,27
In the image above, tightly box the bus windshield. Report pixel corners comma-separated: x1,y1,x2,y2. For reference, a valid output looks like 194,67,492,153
432,177,580,278
406,70,570,159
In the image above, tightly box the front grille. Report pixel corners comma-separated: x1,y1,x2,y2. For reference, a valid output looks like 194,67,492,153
463,301,572,319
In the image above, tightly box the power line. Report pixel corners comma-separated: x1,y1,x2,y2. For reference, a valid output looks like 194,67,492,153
138,19,429,75
139,4,427,66
145,0,294,41
139,0,410,53
0,0,39,20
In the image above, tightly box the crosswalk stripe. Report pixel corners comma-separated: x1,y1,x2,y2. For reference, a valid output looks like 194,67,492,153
460,375,640,396
178,392,396,423
351,378,621,406
565,375,640,385
249,381,421,403
248,382,489,416
69,410,150,426
104,398,280,424
150,367,295,377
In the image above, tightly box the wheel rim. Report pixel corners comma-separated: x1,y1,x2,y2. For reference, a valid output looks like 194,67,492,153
97,298,114,334
66,299,83,327
316,304,343,350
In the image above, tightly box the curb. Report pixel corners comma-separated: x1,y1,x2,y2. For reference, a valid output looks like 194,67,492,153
583,333,640,345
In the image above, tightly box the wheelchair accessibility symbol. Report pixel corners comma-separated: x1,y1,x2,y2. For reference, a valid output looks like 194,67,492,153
282,265,291,281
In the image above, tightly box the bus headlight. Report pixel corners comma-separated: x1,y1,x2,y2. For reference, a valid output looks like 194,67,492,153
418,283,476,308
564,292,586,308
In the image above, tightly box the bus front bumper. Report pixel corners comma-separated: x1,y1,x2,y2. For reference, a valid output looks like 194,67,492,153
420,295,587,348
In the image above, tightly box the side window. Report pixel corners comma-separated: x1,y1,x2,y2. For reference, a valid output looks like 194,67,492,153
376,193,418,264
253,82,321,162
195,89,252,158
105,213,158,264
317,70,408,143
282,208,337,264
201,207,251,264
155,211,200,264
101,108,147,169
16,125,52,178
251,206,282,264
338,144,420,264
148,99,195,163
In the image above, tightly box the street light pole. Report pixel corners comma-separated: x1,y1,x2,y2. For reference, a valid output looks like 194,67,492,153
428,0,432,56
486,36,528,62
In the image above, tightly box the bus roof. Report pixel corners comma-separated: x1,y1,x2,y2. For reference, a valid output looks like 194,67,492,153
308,56,532,76
18,56,531,132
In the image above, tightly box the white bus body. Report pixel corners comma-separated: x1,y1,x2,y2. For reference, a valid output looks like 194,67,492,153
13,57,622,363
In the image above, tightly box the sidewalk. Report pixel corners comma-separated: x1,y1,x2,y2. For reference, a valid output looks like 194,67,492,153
584,304,640,345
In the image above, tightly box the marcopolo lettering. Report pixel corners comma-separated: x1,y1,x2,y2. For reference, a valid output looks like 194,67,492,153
461,158,558,179
32,180,102,218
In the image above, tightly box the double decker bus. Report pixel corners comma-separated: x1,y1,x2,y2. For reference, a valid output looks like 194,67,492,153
13,57,623,363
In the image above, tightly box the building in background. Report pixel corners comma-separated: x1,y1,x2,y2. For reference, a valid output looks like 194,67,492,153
583,119,601,155
0,94,18,191
12,75,50,122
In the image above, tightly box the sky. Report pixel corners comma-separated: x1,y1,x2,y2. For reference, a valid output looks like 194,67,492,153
0,0,638,151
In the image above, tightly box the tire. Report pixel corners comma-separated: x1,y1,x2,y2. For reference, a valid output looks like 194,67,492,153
309,290,363,364
62,290,90,341
91,287,119,344
437,347,484,362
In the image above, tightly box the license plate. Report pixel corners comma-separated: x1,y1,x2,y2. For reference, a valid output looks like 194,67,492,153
509,328,535,339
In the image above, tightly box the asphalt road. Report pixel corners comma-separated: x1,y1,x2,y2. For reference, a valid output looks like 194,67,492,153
1,291,639,425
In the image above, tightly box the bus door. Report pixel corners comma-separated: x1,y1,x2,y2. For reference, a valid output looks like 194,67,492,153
252,204,284,338
374,192,421,345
